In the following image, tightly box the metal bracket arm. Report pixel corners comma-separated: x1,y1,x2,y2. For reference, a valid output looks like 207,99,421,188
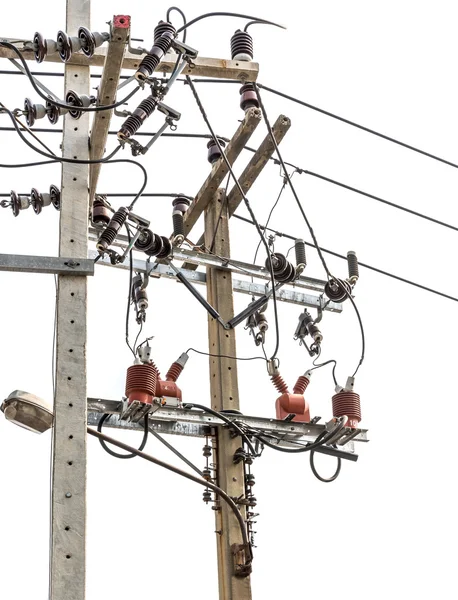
0,254,94,275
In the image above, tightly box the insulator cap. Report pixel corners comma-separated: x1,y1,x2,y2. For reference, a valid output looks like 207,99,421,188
65,90,96,120
266,253,296,283
33,32,58,63
332,390,361,429
78,27,110,58
10,191,29,216
172,196,191,213
49,185,61,210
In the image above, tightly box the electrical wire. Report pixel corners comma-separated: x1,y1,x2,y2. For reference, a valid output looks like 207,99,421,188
347,293,365,377
232,213,458,303
255,416,347,454
0,105,148,207
166,6,187,43
309,449,341,483
0,42,141,114
185,76,281,361
175,11,285,34
183,403,259,458
125,224,136,358
303,169,458,233
253,83,332,280
310,351,338,387
186,347,266,362
256,83,458,170
87,426,253,564
252,175,288,266
97,414,149,459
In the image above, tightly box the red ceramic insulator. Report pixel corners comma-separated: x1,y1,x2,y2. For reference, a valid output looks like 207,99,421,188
271,373,289,395
155,379,182,400
125,363,157,405
275,393,310,423
332,391,361,429
165,361,183,382
293,375,310,395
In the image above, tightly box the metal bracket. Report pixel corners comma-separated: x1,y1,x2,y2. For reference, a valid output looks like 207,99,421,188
0,254,94,275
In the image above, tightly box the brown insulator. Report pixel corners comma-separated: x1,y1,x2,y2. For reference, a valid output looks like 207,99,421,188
165,362,183,382
92,197,111,226
293,375,310,395
271,373,289,395
239,83,259,111
125,363,157,406
332,391,361,429
275,393,310,422
202,444,212,457
203,490,212,503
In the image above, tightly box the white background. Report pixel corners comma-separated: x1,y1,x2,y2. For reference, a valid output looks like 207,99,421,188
1,1,457,599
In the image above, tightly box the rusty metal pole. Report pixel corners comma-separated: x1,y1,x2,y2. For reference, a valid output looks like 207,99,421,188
205,189,253,600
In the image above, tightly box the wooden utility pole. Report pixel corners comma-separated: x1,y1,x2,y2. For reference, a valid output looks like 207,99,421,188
205,189,252,600
50,0,90,598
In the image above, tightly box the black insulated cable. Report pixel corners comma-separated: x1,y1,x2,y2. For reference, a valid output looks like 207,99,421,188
97,413,149,459
257,83,458,171
185,76,281,361
87,427,253,566
175,12,285,34
0,42,140,113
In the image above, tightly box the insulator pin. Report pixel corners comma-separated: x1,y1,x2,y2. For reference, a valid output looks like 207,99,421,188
230,30,254,61
347,250,359,283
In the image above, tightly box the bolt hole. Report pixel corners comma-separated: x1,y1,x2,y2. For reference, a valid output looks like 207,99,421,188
69,435,73,439
70,239,74,243
117,36,122,41
74,127,78,131
73,156,77,159
109,77,114,81
73,177,77,181
119,18,125,24
68,461,73,465
69,403,73,407
70,320,74,324
68,377,72,381
69,349,73,353
66,555,71,559
70,293,75,296
229,396,233,400
228,366,232,370
74,74,78,77
65,526,70,531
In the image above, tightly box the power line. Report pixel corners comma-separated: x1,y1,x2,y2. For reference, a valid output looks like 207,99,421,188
301,169,458,233
256,83,458,170
232,213,458,303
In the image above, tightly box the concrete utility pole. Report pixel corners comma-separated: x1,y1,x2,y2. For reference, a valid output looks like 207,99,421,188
50,0,90,599
205,190,252,600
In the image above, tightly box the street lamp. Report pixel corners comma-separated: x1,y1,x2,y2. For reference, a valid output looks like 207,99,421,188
1,390,53,433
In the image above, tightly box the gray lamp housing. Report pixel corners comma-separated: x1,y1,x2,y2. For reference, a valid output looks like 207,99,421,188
1,390,53,434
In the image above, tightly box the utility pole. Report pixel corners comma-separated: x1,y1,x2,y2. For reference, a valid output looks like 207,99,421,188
205,189,252,600
50,0,90,598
